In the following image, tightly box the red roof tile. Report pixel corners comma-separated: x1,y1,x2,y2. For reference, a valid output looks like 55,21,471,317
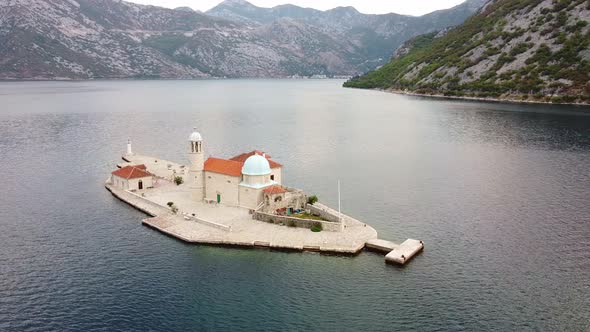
204,157,243,177
263,185,287,194
230,150,282,168
112,165,151,179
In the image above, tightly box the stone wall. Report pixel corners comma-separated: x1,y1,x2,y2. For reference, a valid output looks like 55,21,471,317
184,213,231,232
261,187,306,213
307,202,343,223
252,211,341,232
111,175,153,191
204,171,240,206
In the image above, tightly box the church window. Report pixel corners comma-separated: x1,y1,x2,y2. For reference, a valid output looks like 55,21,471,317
270,175,275,181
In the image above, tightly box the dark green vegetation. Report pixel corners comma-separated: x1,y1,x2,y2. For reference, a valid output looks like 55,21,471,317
307,195,318,205
345,0,590,104
174,176,184,186
310,223,323,232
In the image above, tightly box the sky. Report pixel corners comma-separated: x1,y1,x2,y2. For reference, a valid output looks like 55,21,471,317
128,0,467,16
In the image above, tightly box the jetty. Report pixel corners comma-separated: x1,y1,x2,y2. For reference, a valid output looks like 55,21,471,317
106,131,423,265
366,238,424,265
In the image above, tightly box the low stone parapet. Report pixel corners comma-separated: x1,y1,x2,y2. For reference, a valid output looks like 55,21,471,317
252,211,341,232
307,202,344,223
183,213,231,232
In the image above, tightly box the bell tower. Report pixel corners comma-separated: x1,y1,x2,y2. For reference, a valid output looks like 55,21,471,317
126,138,133,156
188,128,205,201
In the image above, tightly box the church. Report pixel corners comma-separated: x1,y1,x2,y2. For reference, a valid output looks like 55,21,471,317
186,128,287,210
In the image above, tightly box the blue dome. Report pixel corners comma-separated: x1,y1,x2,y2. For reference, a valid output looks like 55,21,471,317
242,154,271,176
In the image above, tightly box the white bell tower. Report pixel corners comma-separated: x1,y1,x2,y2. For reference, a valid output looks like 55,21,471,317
126,138,133,156
188,128,205,201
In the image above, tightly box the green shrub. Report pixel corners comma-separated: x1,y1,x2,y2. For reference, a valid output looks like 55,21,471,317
310,223,323,232
167,202,174,207
307,195,318,205
174,176,184,186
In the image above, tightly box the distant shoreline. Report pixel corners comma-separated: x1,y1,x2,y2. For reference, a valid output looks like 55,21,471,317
368,88,590,107
0,77,348,82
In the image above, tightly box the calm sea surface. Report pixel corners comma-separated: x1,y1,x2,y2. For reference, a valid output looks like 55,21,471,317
0,80,589,331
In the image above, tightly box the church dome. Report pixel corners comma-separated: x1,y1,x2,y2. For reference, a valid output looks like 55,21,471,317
189,128,202,141
242,154,271,176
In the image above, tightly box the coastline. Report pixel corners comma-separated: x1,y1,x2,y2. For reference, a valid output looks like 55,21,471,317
355,87,590,107
0,77,347,82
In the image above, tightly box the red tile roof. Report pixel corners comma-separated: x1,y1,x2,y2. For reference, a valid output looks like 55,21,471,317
230,150,282,168
112,165,151,179
263,185,287,194
204,157,243,177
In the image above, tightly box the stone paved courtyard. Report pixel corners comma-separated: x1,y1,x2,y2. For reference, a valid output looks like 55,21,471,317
109,154,379,253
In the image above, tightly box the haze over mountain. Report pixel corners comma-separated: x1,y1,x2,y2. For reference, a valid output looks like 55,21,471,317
345,0,590,104
0,0,486,79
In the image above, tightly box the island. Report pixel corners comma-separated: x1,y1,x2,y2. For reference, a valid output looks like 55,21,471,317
105,128,424,265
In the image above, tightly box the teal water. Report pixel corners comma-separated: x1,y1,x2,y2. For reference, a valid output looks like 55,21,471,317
0,80,589,331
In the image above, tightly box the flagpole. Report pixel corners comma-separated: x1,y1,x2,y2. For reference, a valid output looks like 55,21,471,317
338,180,343,232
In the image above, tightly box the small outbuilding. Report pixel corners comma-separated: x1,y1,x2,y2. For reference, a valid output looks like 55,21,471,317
111,164,153,191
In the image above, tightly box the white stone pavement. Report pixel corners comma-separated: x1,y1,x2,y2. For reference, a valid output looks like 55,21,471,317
107,180,378,253
109,154,379,254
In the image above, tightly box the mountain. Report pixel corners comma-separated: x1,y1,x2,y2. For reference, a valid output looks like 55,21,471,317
344,0,590,104
207,0,489,71
0,0,486,80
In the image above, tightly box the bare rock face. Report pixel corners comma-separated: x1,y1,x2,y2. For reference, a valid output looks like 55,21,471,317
0,0,486,79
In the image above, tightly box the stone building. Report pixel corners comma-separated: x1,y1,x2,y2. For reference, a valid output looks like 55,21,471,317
187,128,287,209
111,164,153,191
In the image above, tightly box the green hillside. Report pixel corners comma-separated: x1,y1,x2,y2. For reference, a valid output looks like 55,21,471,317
344,0,590,104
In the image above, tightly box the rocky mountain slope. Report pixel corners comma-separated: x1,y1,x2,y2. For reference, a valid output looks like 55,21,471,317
0,0,486,79
344,0,590,104
207,0,488,71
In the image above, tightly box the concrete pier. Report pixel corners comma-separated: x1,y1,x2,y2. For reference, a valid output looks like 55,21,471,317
385,239,424,265
365,238,400,253
365,238,424,265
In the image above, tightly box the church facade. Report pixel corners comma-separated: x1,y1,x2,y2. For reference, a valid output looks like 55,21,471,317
186,128,284,210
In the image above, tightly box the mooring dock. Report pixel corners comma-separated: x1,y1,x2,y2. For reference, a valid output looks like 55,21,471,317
365,238,424,265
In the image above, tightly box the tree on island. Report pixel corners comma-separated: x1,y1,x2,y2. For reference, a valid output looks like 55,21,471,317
174,176,184,186
307,195,318,205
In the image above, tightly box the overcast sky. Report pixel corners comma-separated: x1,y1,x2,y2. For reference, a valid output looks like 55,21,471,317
128,0,467,16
